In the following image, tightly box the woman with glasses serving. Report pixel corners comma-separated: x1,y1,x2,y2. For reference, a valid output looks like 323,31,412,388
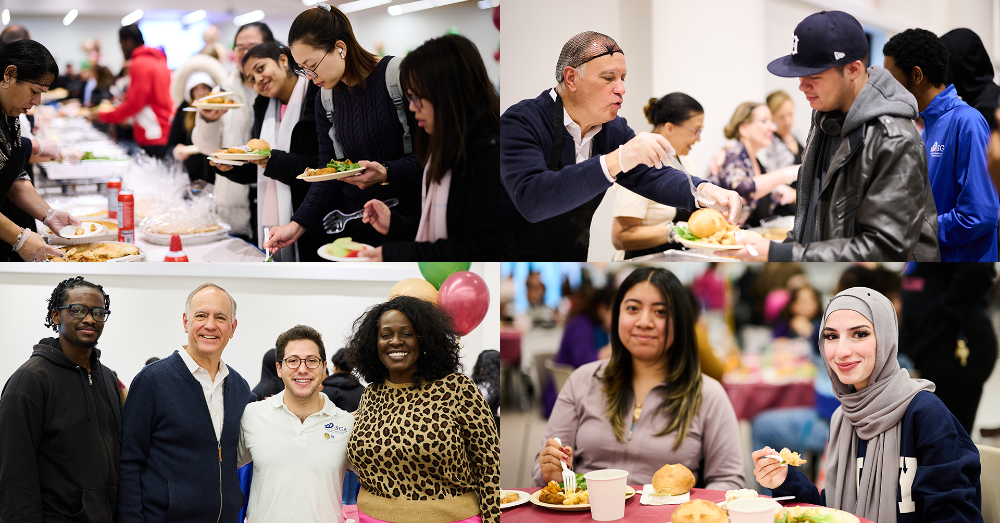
345,296,499,523
612,93,706,259
707,102,799,227
264,2,422,256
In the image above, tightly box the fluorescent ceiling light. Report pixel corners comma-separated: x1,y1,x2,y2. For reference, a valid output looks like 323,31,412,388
182,10,206,25
63,9,79,26
339,0,392,13
2,9,10,26
388,0,466,16
121,9,143,26
233,10,265,26
477,0,499,7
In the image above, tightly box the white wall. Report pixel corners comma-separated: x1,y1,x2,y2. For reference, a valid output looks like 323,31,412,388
0,262,498,389
12,2,498,85
502,0,998,261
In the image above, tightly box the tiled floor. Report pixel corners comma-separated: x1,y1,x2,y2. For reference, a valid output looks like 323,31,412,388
500,324,1000,489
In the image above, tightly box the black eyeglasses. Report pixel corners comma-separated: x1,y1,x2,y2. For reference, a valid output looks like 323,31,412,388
281,356,323,369
295,49,330,79
57,304,110,322
405,92,424,111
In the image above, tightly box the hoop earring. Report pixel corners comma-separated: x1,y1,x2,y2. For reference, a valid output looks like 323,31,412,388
2,80,8,89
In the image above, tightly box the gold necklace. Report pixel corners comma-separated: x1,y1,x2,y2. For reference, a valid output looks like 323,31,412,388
632,400,643,423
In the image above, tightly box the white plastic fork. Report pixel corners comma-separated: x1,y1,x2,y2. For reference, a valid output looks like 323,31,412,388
552,437,576,495
666,154,715,207
734,228,759,257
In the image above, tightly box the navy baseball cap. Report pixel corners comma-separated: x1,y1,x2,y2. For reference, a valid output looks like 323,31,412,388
767,11,869,77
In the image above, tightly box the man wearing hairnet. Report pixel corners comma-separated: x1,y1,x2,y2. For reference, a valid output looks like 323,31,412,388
500,31,741,261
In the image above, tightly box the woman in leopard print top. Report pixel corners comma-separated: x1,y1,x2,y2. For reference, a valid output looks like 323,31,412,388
346,296,499,523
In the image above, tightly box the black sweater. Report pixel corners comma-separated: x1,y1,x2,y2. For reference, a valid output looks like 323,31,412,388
321,373,365,413
0,338,122,522
381,115,515,261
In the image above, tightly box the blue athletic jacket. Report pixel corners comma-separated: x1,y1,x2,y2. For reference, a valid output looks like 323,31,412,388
773,391,983,523
920,84,999,262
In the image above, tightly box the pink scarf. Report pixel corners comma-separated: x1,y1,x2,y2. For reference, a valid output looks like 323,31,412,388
414,155,452,242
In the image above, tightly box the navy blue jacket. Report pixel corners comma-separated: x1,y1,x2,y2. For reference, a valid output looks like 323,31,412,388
774,391,983,523
920,84,999,262
500,89,703,260
118,350,255,523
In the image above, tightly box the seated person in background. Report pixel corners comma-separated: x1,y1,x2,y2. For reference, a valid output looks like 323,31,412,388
541,286,616,417
709,102,798,227
753,287,982,523
612,93,704,259
771,285,822,341
534,267,744,488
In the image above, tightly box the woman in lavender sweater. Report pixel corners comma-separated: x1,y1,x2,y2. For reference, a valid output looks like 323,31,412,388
265,2,422,254
534,267,744,488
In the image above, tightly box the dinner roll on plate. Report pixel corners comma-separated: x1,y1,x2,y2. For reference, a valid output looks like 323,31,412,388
672,498,728,523
652,463,696,495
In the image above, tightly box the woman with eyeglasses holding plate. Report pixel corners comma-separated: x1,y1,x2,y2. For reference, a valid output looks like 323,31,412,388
356,35,513,261
264,2,422,256
611,93,705,259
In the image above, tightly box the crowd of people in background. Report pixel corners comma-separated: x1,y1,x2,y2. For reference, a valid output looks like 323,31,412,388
0,1,503,262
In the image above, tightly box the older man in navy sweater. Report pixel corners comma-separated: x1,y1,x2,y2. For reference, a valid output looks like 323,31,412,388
118,284,256,523
500,31,741,260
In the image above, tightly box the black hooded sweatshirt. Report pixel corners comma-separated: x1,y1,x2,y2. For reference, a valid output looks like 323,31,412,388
941,28,1000,130
0,337,122,522
251,348,284,401
321,372,365,413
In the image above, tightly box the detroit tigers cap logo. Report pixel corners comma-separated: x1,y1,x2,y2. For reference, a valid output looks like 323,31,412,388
791,34,799,55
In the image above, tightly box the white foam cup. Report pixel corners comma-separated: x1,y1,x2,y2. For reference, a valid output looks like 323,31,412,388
583,469,629,521
727,497,781,523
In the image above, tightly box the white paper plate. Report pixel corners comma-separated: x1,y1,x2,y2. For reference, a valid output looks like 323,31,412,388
317,242,375,262
676,221,760,251
297,167,365,182
211,158,246,166
43,220,119,245
58,222,107,239
500,490,531,510
213,153,269,161
639,485,690,506
193,91,234,103
190,102,244,110
140,224,232,245
528,485,635,511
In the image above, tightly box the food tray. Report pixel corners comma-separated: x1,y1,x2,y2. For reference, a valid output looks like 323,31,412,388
140,224,232,246
49,241,146,262
191,102,245,110
41,160,129,180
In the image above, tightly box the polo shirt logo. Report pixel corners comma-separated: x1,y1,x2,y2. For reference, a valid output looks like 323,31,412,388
323,422,350,441
930,142,944,157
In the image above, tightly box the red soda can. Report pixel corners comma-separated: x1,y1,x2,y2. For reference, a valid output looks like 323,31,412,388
117,190,134,244
107,178,121,219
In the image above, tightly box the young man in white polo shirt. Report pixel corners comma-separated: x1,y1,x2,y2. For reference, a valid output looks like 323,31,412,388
238,325,354,523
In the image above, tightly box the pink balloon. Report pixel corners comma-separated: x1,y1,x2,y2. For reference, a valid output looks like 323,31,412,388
438,271,490,336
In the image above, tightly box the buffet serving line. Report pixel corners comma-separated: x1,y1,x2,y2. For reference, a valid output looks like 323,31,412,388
29,106,264,262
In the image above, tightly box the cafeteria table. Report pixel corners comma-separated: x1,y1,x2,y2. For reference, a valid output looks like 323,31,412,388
721,379,815,421
500,487,874,522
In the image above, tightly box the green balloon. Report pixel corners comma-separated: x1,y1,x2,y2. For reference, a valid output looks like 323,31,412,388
445,26,461,35
419,262,471,290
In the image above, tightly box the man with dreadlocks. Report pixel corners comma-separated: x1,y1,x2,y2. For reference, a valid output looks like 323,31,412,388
0,276,121,522
500,31,741,260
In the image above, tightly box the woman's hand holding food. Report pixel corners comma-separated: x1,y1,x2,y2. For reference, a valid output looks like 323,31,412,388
538,438,575,485
362,199,391,235
752,446,788,489
733,233,770,262
210,149,234,171
341,161,387,190
17,232,64,261
357,246,383,262
263,222,305,252
250,156,268,168
697,183,742,223
43,208,81,232
198,108,227,121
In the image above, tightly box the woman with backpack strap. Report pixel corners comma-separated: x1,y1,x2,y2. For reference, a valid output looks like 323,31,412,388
264,2,422,256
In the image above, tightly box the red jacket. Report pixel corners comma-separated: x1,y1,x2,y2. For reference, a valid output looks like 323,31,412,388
100,46,173,146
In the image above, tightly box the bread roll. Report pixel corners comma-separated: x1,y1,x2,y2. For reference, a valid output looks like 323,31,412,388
688,208,727,239
652,463,696,495
672,499,728,523
247,138,270,151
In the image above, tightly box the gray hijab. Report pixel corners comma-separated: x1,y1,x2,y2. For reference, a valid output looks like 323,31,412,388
820,287,934,523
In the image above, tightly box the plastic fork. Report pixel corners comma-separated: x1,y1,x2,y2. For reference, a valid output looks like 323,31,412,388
666,154,715,207
322,198,398,234
552,437,576,495
734,228,758,257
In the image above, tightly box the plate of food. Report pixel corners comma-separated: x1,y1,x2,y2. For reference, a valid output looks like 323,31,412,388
776,506,861,523
298,159,365,182
47,242,145,262
674,209,758,251
190,91,244,110
317,237,373,261
500,490,530,510
212,139,271,161
57,222,107,238
528,477,636,511
43,220,118,245
641,463,695,505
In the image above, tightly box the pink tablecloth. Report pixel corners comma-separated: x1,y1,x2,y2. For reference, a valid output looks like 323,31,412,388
722,380,815,421
499,487,874,523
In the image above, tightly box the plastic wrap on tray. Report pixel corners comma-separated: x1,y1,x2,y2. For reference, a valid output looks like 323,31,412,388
140,208,228,236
